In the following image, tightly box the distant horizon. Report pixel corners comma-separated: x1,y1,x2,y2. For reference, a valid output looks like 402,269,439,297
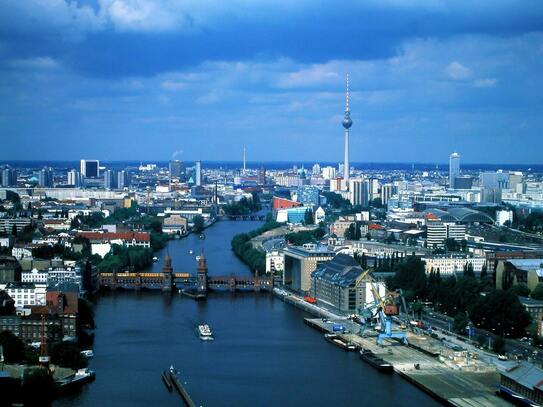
1,159,542,171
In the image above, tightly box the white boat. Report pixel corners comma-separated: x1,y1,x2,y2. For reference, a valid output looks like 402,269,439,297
152,256,158,262
189,250,193,255
80,350,94,358
198,324,214,341
195,255,201,261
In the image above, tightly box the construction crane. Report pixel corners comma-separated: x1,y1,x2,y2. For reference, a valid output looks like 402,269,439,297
369,280,408,346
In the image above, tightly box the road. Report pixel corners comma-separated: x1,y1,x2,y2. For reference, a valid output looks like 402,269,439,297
420,311,543,364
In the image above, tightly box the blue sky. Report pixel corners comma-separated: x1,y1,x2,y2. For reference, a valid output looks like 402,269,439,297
1,1,542,164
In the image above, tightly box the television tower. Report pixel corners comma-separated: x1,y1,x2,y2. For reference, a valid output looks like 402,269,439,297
243,146,246,175
342,74,352,182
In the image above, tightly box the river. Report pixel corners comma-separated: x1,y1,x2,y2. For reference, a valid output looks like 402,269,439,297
54,220,440,407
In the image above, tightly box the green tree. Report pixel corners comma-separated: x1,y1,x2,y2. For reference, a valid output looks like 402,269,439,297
0,330,24,363
50,342,87,370
531,283,543,301
493,336,506,354
22,367,57,406
508,284,530,297
192,215,205,233
11,224,17,237
453,312,469,334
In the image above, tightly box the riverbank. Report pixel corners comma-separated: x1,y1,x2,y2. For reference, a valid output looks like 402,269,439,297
54,219,441,407
273,289,509,407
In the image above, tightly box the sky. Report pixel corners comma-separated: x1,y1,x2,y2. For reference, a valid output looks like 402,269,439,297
0,1,542,164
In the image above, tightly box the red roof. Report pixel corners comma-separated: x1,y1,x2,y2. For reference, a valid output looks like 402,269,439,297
368,223,383,230
272,196,301,210
78,231,150,242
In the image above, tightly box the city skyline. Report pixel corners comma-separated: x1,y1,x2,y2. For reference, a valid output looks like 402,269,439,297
1,1,543,163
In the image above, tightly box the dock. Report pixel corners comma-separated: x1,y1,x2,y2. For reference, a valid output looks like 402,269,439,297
304,317,509,407
162,369,197,407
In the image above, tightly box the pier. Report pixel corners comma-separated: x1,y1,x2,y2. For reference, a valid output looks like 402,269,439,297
162,369,197,407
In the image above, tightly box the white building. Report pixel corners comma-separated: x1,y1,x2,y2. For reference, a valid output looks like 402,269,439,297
266,250,284,274
21,269,48,284
349,178,369,206
496,210,513,226
5,282,46,307
426,220,466,248
314,207,326,225
423,255,486,276
322,166,336,180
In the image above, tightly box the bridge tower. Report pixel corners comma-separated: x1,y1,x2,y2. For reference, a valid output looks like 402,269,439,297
162,253,174,292
197,252,208,292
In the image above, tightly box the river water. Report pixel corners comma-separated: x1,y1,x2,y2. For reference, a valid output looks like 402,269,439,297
54,220,440,407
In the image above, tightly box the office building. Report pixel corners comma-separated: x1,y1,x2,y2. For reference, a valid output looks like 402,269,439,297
1,168,18,187
449,152,460,189
496,210,513,226
311,254,385,314
322,166,336,180
311,163,321,176
480,171,509,203
38,167,54,187
67,169,81,187
381,184,397,205
103,170,117,190
453,176,473,190
169,160,185,183
297,186,320,206
349,178,369,207
283,245,335,294
117,170,129,189
80,159,99,178
426,219,466,248
195,160,202,186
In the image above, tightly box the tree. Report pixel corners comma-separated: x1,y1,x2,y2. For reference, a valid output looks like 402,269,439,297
508,284,530,298
50,342,87,370
464,262,475,278
453,312,469,334
531,283,543,301
192,215,205,233
22,367,57,406
480,264,488,280
11,224,17,237
303,209,314,226
493,336,506,355
390,256,427,300
0,330,24,363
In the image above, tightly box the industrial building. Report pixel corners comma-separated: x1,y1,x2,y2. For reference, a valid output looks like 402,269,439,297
310,254,385,314
283,244,335,294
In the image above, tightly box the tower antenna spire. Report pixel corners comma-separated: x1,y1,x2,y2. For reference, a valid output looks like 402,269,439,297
346,73,350,112
342,74,353,183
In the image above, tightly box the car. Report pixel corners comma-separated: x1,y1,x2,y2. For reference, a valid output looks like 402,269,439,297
520,337,528,342
497,355,508,361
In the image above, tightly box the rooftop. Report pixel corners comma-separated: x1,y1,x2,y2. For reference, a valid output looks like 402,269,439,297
312,254,367,287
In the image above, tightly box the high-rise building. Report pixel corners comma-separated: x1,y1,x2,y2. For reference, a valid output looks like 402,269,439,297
1,168,18,187
67,170,81,187
103,170,116,190
117,170,129,189
169,160,182,179
38,167,54,187
342,74,352,183
242,147,246,175
195,160,202,187
349,178,369,207
426,220,466,248
80,160,99,178
322,166,336,180
311,163,321,176
480,171,509,203
449,152,460,189
381,184,397,205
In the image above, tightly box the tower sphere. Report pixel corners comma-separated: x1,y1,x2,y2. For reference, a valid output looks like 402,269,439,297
342,115,352,129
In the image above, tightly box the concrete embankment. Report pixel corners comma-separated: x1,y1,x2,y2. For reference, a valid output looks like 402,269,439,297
275,288,509,407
